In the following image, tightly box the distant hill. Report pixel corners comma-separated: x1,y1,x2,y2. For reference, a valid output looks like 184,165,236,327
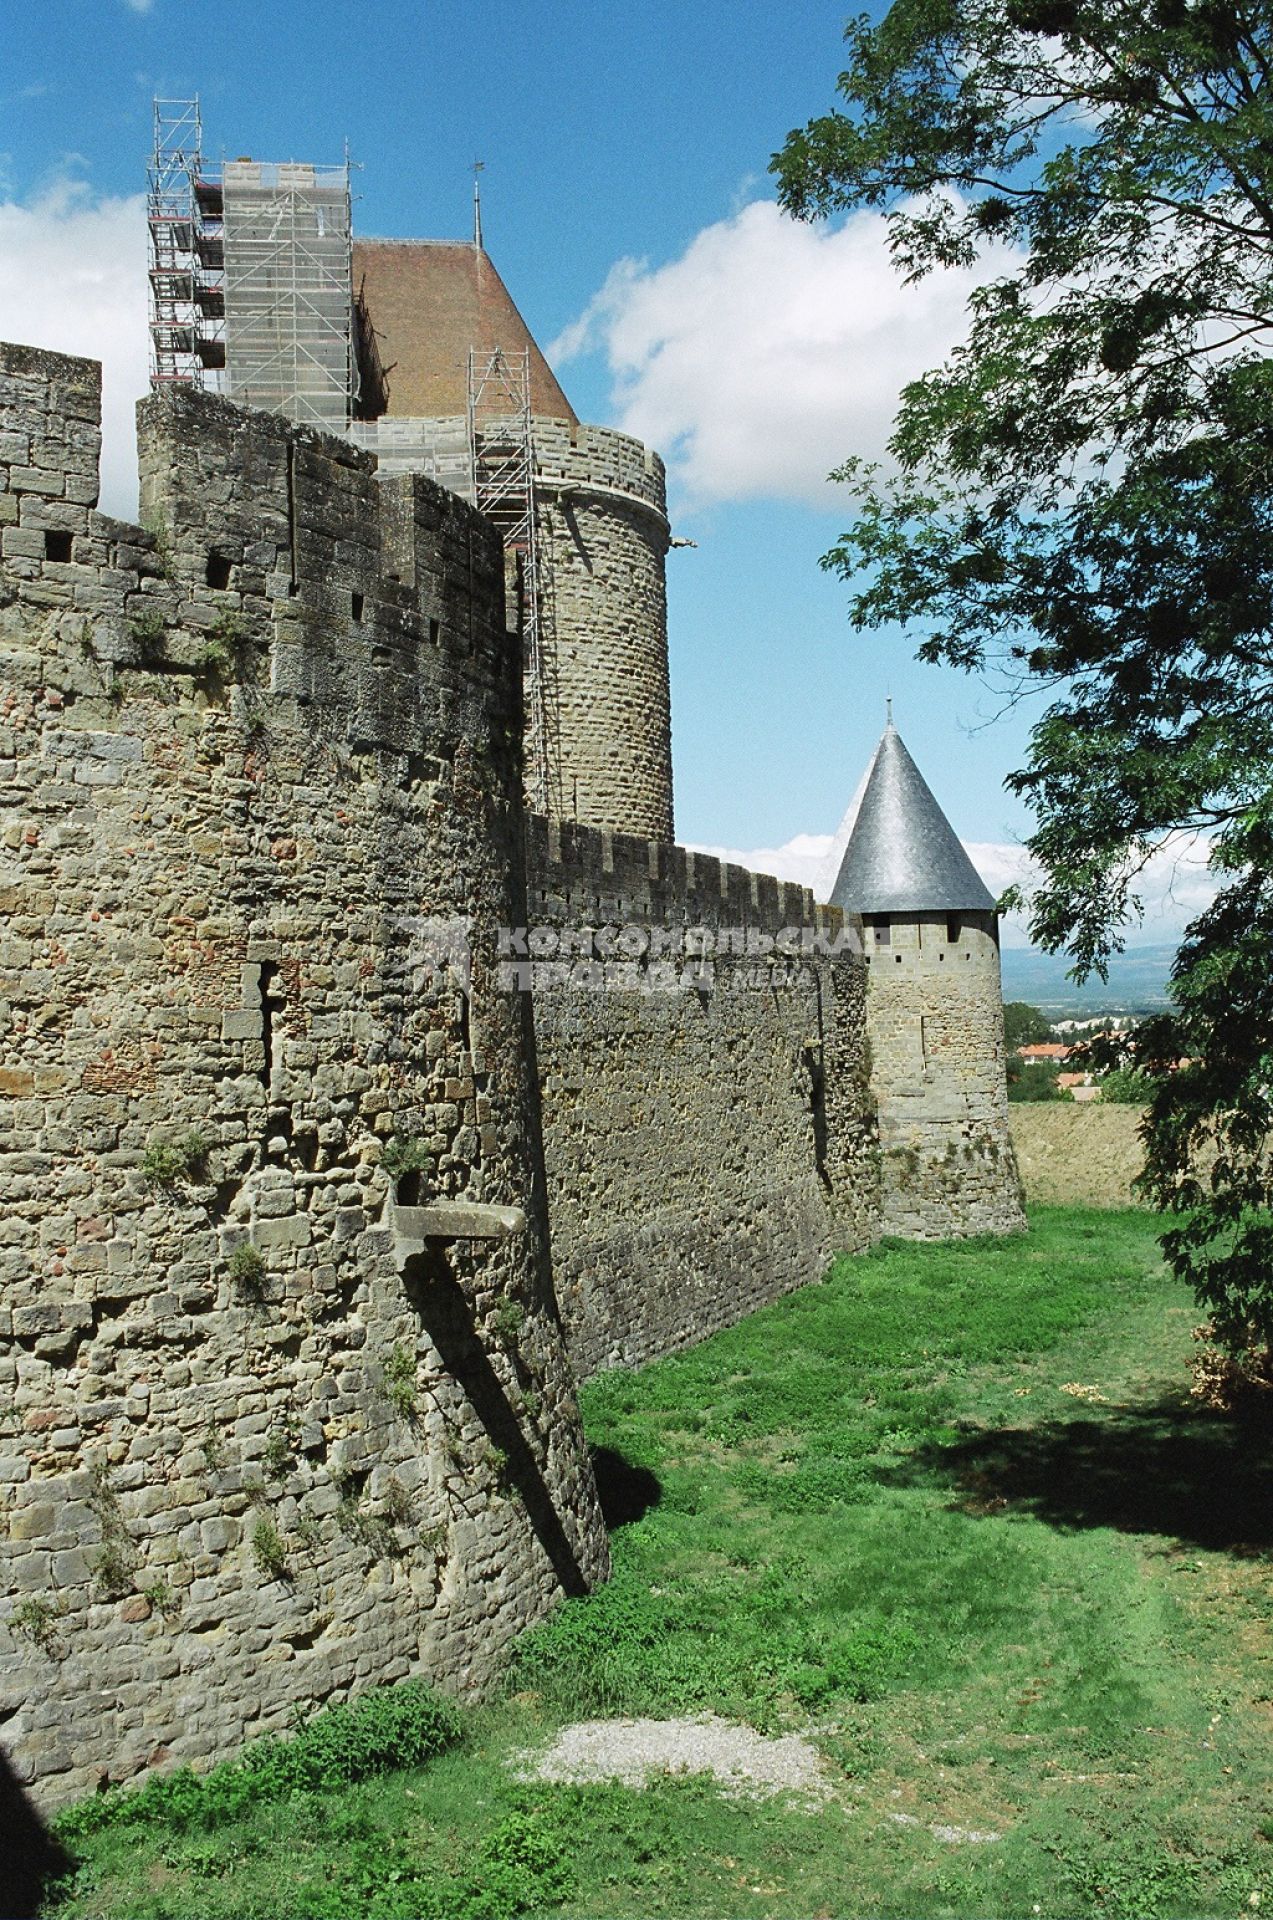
1000,942,1176,1017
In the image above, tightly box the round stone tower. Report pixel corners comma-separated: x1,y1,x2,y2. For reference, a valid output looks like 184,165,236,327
830,721,1025,1239
531,420,672,840
347,239,674,841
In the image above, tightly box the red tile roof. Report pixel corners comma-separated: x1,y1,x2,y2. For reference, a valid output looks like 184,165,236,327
353,240,577,423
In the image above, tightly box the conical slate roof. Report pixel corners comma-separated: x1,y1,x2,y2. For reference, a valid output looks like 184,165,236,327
829,723,996,915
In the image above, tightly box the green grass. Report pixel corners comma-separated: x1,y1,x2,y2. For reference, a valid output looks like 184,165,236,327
45,1207,1273,1919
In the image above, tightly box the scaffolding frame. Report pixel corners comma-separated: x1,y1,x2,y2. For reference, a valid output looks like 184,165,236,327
221,160,355,431
147,98,226,390
467,347,562,816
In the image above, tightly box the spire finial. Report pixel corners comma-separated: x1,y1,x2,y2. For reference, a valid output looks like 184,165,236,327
886,695,894,727
472,159,485,250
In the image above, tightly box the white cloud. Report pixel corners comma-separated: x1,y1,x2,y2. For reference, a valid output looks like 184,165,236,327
687,831,837,900
551,198,1017,508
123,0,156,13
965,832,1222,948
685,828,1220,950
0,178,149,519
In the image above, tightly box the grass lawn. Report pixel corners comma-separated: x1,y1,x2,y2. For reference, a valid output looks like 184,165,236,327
44,1207,1273,1919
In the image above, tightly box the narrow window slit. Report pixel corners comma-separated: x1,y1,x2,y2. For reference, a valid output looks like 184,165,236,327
257,961,280,1092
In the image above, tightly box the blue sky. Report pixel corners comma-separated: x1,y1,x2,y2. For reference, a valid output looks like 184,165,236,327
0,1,1216,941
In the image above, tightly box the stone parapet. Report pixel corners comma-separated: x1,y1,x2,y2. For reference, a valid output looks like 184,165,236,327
525,814,841,935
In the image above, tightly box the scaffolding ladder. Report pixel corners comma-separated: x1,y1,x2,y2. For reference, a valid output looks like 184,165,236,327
467,347,562,816
147,97,226,391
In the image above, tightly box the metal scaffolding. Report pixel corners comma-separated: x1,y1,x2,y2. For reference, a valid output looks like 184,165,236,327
467,346,561,816
221,159,354,431
147,98,226,391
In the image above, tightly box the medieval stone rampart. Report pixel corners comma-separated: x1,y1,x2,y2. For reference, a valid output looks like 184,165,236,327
0,330,1022,1813
523,816,878,1376
865,911,1025,1237
0,343,608,1805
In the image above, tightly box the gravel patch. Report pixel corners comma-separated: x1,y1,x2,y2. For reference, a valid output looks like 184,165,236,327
511,1714,835,1803
886,1810,1002,1845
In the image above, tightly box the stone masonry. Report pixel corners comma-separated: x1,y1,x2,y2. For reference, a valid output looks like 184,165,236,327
0,343,608,1805
864,911,1025,1237
0,328,1021,1813
530,423,673,842
352,416,674,841
525,818,877,1376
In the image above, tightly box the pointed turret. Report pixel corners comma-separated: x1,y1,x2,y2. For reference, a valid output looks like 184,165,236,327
834,717,1024,1243
830,722,994,916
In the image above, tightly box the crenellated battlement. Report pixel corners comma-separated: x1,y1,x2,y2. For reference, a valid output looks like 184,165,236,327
1,345,519,769
525,812,848,939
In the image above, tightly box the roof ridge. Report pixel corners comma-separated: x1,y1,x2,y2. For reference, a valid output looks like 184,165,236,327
357,237,477,248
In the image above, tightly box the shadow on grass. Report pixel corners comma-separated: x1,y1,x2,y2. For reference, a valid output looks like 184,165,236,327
590,1445,661,1531
0,1747,72,1918
884,1398,1273,1553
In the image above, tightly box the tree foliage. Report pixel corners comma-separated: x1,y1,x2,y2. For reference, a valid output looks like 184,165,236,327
1007,1061,1070,1102
774,0,1273,1360
1004,1000,1057,1050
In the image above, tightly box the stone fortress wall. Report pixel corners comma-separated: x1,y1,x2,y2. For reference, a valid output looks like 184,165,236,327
864,911,1024,1237
0,343,610,1805
524,817,878,1378
351,415,674,841
0,329,1019,1810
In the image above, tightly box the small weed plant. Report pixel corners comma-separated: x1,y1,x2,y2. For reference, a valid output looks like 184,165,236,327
137,1578,180,1621
142,1130,210,1190
128,607,168,655
228,1239,266,1297
381,1343,418,1421
88,1461,137,1601
12,1594,62,1656
140,514,175,579
379,1133,431,1182
294,1514,323,1554
54,1683,462,1843
491,1296,525,1343
201,1420,226,1472
262,1427,294,1481
250,1516,289,1583
381,1473,413,1528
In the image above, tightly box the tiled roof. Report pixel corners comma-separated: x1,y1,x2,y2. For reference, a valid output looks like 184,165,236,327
353,240,577,423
